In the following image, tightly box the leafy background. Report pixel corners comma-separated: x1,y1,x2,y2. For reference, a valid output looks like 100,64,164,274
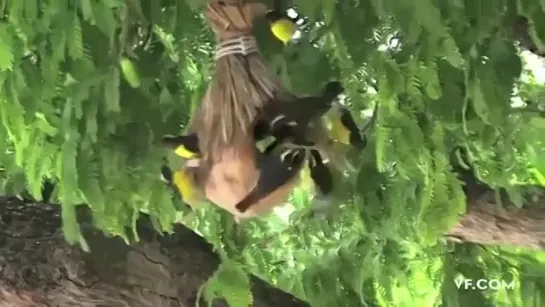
0,0,544,306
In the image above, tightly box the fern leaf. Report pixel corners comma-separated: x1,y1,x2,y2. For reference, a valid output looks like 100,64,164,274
67,15,84,60
0,24,14,71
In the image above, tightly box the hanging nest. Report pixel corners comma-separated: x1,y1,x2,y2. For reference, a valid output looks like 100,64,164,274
174,0,303,221
189,0,294,162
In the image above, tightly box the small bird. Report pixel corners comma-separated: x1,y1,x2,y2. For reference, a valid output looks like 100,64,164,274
323,103,367,149
160,165,202,207
259,81,365,150
265,10,298,44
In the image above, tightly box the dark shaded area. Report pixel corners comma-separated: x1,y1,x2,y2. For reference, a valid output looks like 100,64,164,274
512,16,545,57
0,196,309,307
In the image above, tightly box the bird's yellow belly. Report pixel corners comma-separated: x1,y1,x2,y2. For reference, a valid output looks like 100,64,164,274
271,20,296,44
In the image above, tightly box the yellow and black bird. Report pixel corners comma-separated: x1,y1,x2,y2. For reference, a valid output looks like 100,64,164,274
323,103,367,149
259,81,365,150
160,164,202,207
265,10,299,44
160,134,203,207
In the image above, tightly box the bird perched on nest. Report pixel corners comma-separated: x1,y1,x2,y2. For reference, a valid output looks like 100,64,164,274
257,81,366,151
161,81,367,220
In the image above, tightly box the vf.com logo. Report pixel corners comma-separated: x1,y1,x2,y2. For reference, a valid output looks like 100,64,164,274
455,278,516,290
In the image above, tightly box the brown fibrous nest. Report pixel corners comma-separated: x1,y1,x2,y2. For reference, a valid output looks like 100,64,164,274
189,0,294,162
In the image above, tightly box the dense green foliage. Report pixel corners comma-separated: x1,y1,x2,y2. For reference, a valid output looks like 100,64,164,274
1,0,545,306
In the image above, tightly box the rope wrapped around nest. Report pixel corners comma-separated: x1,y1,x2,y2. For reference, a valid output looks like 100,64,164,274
189,0,294,162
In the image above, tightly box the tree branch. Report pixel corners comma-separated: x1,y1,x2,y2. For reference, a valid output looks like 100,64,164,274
0,197,309,307
446,154,545,250
446,186,545,249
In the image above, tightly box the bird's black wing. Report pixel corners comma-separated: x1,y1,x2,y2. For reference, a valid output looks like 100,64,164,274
235,149,306,212
308,149,333,196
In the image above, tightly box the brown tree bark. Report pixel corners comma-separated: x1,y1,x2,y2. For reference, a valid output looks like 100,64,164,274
0,196,309,307
445,167,545,250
